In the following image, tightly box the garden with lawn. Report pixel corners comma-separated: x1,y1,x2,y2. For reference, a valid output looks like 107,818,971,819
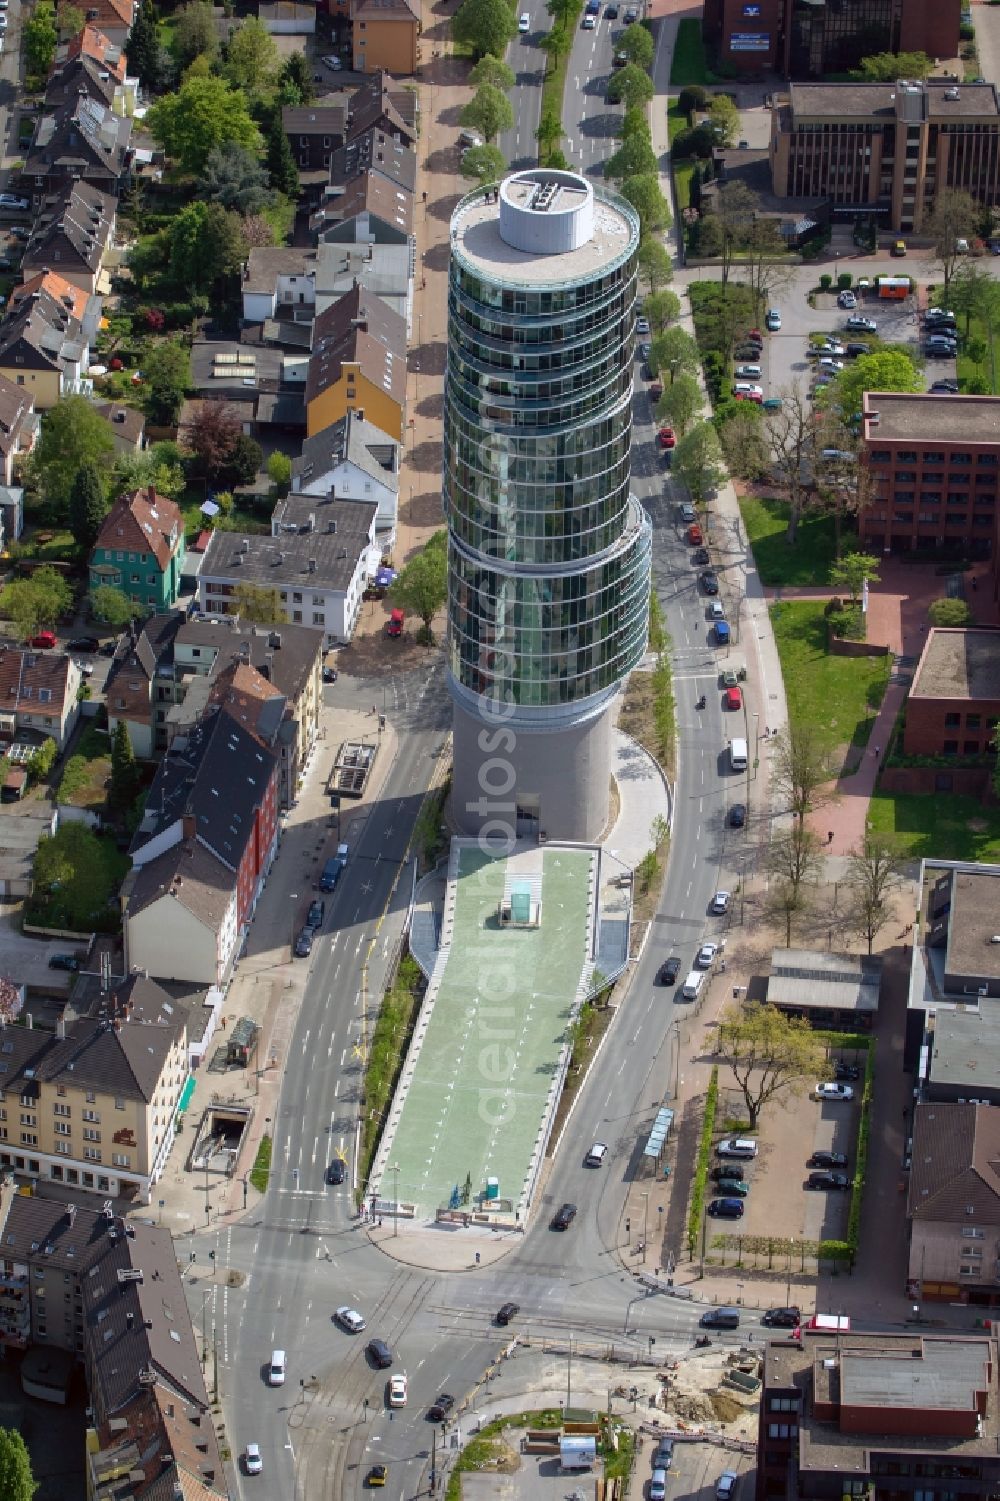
868,791,1000,863
669,18,710,85
771,599,890,768
739,496,857,587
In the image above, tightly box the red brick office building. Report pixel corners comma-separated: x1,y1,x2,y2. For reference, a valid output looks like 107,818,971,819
904,628,1000,757
703,0,958,77
860,393,1000,556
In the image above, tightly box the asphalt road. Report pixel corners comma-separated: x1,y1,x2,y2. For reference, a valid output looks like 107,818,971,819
499,15,546,169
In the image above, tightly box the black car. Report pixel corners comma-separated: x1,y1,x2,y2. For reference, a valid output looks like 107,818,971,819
807,1171,851,1191
707,1197,744,1219
306,898,326,932
496,1301,520,1325
834,1061,860,1081
930,379,959,393
711,1164,747,1183
48,953,80,972
551,1202,577,1230
326,1159,346,1185
68,636,99,653
926,345,957,359
294,926,314,958
658,956,681,985
322,666,338,684
808,1150,848,1169
367,1338,393,1369
729,803,746,828
638,341,651,361
844,343,871,358
99,638,118,656
700,571,719,595
693,547,710,565
427,1393,455,1421
761,1306,800,1328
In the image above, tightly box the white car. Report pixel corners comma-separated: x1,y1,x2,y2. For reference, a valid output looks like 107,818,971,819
582,11,595,23
732,382,763,397
388,1372,408,1407
820,339,846,355
765,308,781,330
322,53,343,69
818,358,845,373
0,17,9,29
815,1082,854,1102
636,316,650,335
708,601,724,621
335,1305,366,1333
710,890,730,915
696,941,718,968
0,194,28,211
837,290,856,308
245,1443,262,1476
519,10,530,26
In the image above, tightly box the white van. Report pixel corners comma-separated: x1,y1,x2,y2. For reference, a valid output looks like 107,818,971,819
681,970,706,1001
733,363,761,379
730,737,748,772
459,128,483,149
269,1350,287,1386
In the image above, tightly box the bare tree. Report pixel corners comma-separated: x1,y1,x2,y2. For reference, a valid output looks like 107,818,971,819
771,724,836,822
716,181,756,289
927,189,981,294
846,833,904,954
719,403,770,481
766,387,821,544
744,218,794,319
765,823,823,943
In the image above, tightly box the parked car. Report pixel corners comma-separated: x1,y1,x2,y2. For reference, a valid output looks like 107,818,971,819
687,523,703,545
891,239,907,256
708,600,725,621
930,380,959,393
638,341,651,361
707,1197,745,1219
636,316,650,335
428,1393,456,1420
807,1171,851,1190
0,194,29,211
294,927,314,958
716,1471,739,1500
306,898,325,931
716,1137,758,1158
657,957,681,985
693,547,710,565
322,665,338,684
29,631,56,648
834,1061,860,1081
808,1150,848,1168
99,638,118,656
926,344,958,359
696,941,718,967
765,308,781,330
68,636,99,652
48,954,80,972
845,316,877,333
679,502,696,522
728,801,746,826
761,1306,800,1327
518,10,530,27
701,571,719,595
845,343,872,358
657,426,676,449
712,1164,748,1183
815,1081,854,1101
653,1438,674,1468
710,890,730,914
837,290,856,308
725,687,742,712
551,1202,577,1230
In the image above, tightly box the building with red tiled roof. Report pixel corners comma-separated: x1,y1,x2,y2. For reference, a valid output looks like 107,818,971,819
12,268,91,324
0,645,83,750
89,487,186,610
63,0,135,46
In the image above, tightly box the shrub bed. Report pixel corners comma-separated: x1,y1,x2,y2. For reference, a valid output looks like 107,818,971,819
687,1065,719,1258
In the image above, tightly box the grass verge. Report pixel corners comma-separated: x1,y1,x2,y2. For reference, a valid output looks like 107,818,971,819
358,954,425,1192
249,1135,272,1194
539,0,584,163
867,790,1000,861
687,1065,719,1259
668,101,696,212
770,599,890,764
670,17,709,85
738,495,855,587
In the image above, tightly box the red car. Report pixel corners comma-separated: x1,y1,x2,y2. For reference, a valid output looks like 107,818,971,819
657,426,676,449
734,390,763,404
686,523,703,545
746,329,763,343
386,608,405,638
725,686,742,711
30,631,56,649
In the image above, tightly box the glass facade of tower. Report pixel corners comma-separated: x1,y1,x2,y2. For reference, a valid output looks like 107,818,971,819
444,176,651,715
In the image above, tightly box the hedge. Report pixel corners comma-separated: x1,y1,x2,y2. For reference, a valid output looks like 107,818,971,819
687,1065,719,1259
846,1038,877,1259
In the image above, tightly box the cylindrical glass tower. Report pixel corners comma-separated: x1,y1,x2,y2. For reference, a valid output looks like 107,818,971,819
444,170,651,844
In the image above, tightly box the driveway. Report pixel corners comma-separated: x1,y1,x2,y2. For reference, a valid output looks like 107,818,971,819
0,903,88,992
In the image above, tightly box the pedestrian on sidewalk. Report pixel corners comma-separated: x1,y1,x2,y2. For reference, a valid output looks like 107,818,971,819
873,744,880,759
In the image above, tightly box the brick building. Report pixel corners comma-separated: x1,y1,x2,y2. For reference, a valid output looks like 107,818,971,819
860,392,1000,554
770,80,1000,232
705,0,958,78
757,1329,1000,1501
904,628,1000,757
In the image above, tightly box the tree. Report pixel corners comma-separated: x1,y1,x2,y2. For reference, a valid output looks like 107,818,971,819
846,832,903,954
169,202,247,293
31,397,115,516
766,385,824,543
536,108,564,161
645,289,681,334
266,118,299,199
0,1426,36,1501
616,21,654,67
620,174,671,237
715,180,756,288
147,74,261,176
0,568,73,640
173,0,218,67
57,2,85,39
144,339,190,426
607,62,653,111
200,143,270,215
127,0,171,92
719,403,769,481
771,723,835,822
181,401,244,482
68,461,108,550
461,142,507,183
280,51,314,105
650,325,699,384
928,597,974,627
637,239,673,295
827,349,922,423
743,218,792,316
856,49,931,81
451,0,518,61
766,823,823,943
90,585,141,628
110,720,140,811
829,550,880,607
27,736,57,785
604,131,657,183
24,0,58,76
927,189,981,293
470,52,515,90
708,94,740,148
673,421,724,503
655,372,701,436
233,583,286,624
677,84,707,115
713,1001,825,1131
267,451,292,497
225,15,279,93
229,432,263,485
388,531,448,637
461,83,514,144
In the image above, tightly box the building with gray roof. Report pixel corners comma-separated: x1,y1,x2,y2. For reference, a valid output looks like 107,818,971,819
764,948,882,1029
286,410,399,539
906,1101,1000,1300
924,1007,1000,1105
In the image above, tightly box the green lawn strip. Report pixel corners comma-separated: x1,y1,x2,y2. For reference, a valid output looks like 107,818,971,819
357,953,425,1194
687,1065,718,1259
770,600,889,763
249,1135,272,1194
954,310,1000,394
543,0,584,156
57,724,112,808
738,495,854,587
867,790,1000,862
670,18,710,85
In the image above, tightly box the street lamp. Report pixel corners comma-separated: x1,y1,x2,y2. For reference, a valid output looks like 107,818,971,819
641,1191,649,1264
289,893,299,956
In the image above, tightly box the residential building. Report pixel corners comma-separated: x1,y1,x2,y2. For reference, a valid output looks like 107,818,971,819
106,615,323,794
284,103,347,180
445,172,650,842
94,399,145,455
764,947,881,1030
0,284,91,408
921,1005,1000,1105
860,392,1000,554
305,283,406,439
0,976,189,1202
58,23,138,116
313,236,412,324
350,0,420,75
0,373,36,485
287,410,399,540
89,487,186,611
906,860,1000,1066
21,183,117,295
124,707,280,986
20,92,132,204
187,344,307,428
770,80,1000,233
241,246,317,324
77,0,136,47
906,1102,1000,1302
756,1329,1000,1500
314,166,414,243
0,647,83,751
0,487,25,546
904,628,1000,757
327,126,417,201
197,503,378,643
705,0,958,77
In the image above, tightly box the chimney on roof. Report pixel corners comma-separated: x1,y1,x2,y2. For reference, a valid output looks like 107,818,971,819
182,813,196,840
56,1017,66,1040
